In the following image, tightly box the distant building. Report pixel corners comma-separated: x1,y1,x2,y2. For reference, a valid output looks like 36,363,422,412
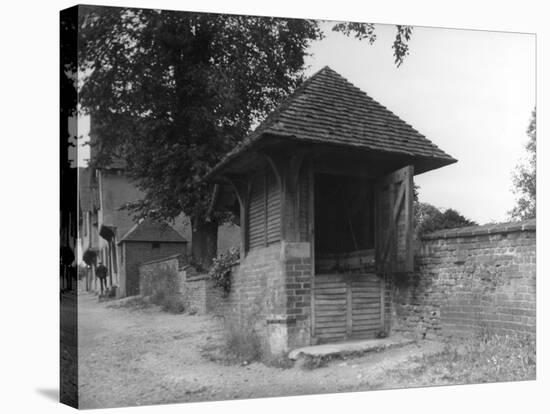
78,118,240,297
78,166,100,291
118,218,188,296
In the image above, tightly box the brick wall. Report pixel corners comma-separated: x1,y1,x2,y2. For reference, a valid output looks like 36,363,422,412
283,242,312,348
219,241,313,354
139,254,186,300
222,243,285,352
180,268,227,315
139,257,228,315
392,219,536,337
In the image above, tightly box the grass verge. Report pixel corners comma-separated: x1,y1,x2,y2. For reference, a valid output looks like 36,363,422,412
375,331,535,388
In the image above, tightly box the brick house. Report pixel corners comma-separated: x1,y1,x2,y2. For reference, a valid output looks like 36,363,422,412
117,218,188,296
206,66,456,354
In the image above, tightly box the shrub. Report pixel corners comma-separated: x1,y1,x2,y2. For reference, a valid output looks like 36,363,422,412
298,354,327,370
208,247,240,296
151,289,165,305
161,295,185,314
265,354,295,369
415,202,477,237
223,319,262,363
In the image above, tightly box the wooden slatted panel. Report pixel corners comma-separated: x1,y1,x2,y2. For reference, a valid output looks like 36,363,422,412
248,175,265,249
298,165,309,242
314,273,383,343
266,168,281,244
314,274,347,343
351,274,381,338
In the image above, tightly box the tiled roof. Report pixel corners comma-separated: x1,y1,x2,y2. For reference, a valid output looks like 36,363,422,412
208,66,456,177
118,218,187,244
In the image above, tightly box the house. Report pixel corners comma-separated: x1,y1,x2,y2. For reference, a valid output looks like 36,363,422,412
78,167,100,291
206,66,456,354
61,163,78,292
78,120,240,297
117,218,188,296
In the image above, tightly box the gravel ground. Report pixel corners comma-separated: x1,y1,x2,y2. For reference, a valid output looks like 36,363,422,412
78,292,445,409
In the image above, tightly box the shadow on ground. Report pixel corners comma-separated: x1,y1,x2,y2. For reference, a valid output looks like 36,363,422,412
36,388,59,402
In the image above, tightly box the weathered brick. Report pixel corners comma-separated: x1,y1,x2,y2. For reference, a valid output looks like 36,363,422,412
394,223,535,337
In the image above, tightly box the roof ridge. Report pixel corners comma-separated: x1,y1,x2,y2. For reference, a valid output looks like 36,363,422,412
217,66,335,160
118,217,187,244
206,67,456,179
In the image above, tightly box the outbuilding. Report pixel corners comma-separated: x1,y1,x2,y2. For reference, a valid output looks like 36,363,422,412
207,66,456,354
117,218,188,296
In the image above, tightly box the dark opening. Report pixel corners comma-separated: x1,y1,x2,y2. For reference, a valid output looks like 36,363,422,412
314,173,375,273
152,242,160,249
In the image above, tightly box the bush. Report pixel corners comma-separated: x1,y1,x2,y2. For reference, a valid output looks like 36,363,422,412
151,289,165,305
161,295,185,314
298,354,327,370
208,247,240,296
415,202,477,237
223,319,263,364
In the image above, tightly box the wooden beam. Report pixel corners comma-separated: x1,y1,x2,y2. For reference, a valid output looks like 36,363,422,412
309,161,316,341
380,274,385,334
222,175,251,258
346,276,352,338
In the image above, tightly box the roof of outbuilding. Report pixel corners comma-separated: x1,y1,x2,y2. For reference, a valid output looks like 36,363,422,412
118,218,187,244
207,66,456,177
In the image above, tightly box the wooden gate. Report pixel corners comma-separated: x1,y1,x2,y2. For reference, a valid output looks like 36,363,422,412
311,165,415,343
375,165,414,273
313,273,383,343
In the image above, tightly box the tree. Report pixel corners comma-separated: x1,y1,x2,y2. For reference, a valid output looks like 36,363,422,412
332,23,413,67
509,109,536,221
78,6,413,267
415,202,477,237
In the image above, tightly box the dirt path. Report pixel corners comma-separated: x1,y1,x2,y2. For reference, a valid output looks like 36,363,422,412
78,292,445,409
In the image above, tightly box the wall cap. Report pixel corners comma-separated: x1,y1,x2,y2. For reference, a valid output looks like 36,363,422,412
421,218,536,240
139,253,182,267
186,275,209,282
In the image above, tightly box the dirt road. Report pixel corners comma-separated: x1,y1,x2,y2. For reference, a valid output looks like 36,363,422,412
78,292,444,409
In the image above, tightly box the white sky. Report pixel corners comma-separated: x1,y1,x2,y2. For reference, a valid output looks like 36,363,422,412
76,21,535,225
305,23,535,224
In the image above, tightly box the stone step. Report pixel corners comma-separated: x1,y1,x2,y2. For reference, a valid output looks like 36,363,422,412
288,335,415,360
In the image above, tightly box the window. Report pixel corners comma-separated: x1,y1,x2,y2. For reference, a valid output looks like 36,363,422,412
152,242,160,249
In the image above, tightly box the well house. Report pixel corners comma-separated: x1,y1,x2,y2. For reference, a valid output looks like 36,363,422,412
207,66,457,354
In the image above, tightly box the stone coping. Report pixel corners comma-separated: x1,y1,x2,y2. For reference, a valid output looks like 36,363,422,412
421,219,535,240
185,275,210,282
139,254,182,267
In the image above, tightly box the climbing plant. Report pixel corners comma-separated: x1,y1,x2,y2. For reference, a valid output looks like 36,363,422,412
208,247,240,296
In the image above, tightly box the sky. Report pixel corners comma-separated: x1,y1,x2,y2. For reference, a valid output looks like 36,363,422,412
304,22,535,224
76,20,536,225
